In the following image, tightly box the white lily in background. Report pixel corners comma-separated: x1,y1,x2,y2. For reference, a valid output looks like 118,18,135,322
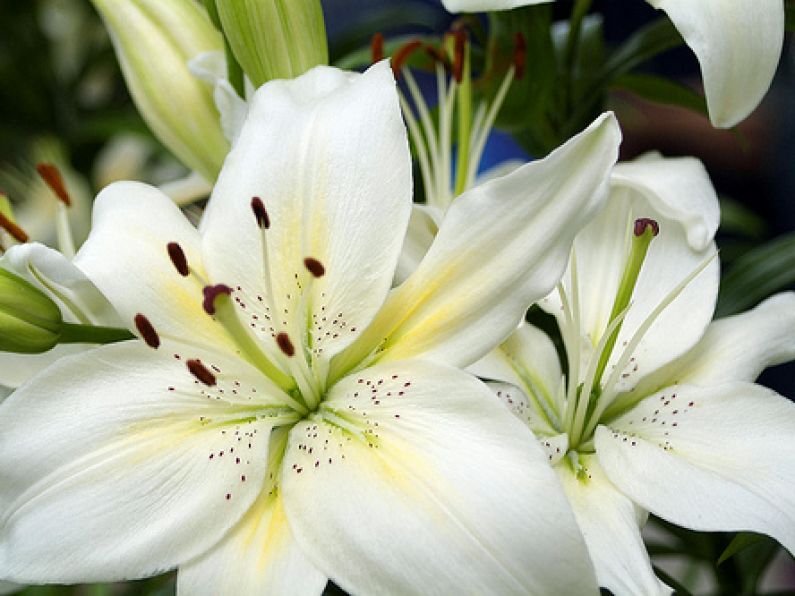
0,62,621,594
443,0,785,129
472,154,795,594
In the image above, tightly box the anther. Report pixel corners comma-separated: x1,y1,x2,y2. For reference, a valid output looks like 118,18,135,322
187,359,217,386
251,197,270,229
425,45,450,70
303,257,325,278
391,40,423,77
134,313,160,349
371,32,384,64
452,31,467,83
513,32,527,80
167,242,189,276
203,284,233,315
634,218,660,237
35,163,71,206
0,212,29,243
276,332,295,357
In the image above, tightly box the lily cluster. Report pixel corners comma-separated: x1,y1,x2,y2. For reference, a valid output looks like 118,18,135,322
0,1,792,595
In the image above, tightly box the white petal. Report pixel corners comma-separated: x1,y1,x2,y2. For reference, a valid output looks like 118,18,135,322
611,154,719,251
0,342,285,583
200,61,412,361
393,204,441,285
0,582,21,595
442,0,554,13
343,113,620,371
282,360,598,594
486,382,559,438
540,155,720,393
0,346,94,389
177,430,326,596
647,0,784,128
557,455,670,596
75,182,236,353
596,382,795,554
636,292,795,393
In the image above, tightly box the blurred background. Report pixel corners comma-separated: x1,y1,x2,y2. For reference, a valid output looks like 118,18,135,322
0,0,793,594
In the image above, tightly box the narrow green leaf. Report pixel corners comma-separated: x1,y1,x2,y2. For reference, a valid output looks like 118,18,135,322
716,232,795,317
652,566,694,596
718,532,765,565
610,73,707,116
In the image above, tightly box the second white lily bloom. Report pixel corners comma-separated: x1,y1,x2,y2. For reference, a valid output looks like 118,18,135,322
0,62,621,593
474,154,795,594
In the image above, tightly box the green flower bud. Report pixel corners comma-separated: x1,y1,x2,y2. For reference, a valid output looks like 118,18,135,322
0,268,62,354
215,0,328,87
90,0,230,182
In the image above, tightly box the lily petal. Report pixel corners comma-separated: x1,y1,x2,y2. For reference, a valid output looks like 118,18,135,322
177,428,327,596
0,342,285,582
596,382,795,554
75,182,236,352
647,0,785,128
557,455,670,596
634,292,795,393
442,0,554,13
540,154,719,393
283,360,598,594
339,112,620,373
200,61,412,361
393,204,441,286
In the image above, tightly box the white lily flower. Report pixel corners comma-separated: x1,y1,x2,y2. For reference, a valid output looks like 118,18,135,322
443,0,785,129
472,153,795,594
0,62,621,593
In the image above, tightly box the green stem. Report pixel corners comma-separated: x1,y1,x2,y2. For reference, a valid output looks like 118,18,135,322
562,0,592,115
59,323,134,345
453,40,472,197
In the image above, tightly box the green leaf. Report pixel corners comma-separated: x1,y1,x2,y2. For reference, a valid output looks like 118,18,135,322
786,1,795,32
718,532,765,565
716,232,795,317
610,73,707,116
719,197,767,239
651,566,694,596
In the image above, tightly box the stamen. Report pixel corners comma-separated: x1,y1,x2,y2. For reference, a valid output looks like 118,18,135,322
251,197,270,229
391,40,423,77
371,32,384,64
425,45,450,71
35,163,71,206
451,31,466,83
276,332,295,357
167,242,190,277
187,359,216,386
134,313,160,349
513,32,527,80
0,212,28,243
303,257,325,278
203,284,233,315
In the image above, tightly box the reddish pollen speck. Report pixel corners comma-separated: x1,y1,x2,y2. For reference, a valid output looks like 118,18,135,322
371,32,384,63
251,197,270,229
0,212,29,243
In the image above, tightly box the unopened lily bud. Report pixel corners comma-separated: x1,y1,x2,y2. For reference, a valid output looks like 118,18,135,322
90,0,229,182
215,0,328,86
0,268,62,354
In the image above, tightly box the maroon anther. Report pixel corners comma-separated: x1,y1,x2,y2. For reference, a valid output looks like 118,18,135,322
187,359,217,386
35,163,71,206
134,313,160,349
276,332,295,357
452,30,467,83
303,257,325,278
513,32,527,80
391,40,424,77
0,212,28,243
202,284,233,315
634,218,660,237
251,197,270,229
167,242,189,277
371,32,384,64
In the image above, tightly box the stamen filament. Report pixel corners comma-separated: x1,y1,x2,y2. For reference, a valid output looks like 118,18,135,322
584,251,718,436
453,34,473,197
